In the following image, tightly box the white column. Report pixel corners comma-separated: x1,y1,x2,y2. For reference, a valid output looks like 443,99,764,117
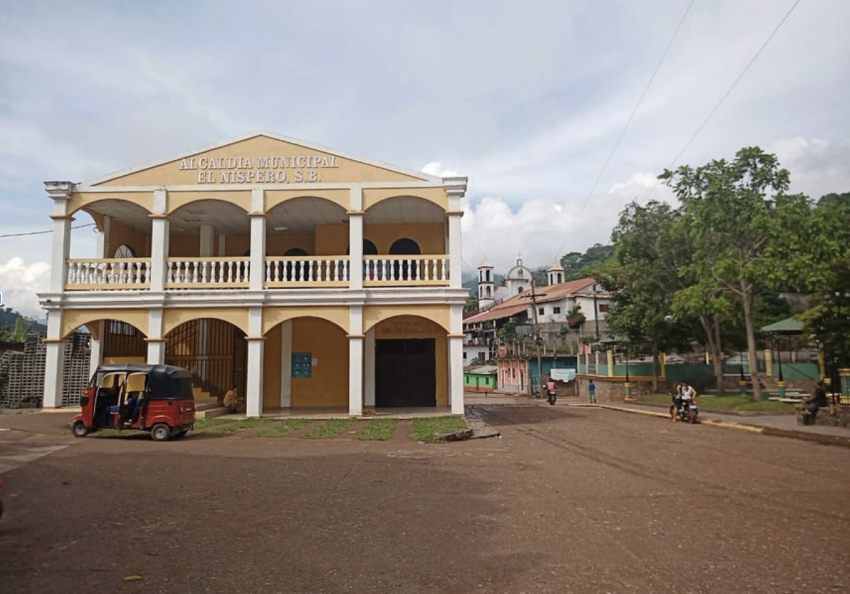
246,306,264,417
442,177,467,290
196,226,212,379
44,181,73,293
280,320,292,408
49,215,72,293
149,189,169,292
250,188,266,291
42,311,65,409
448,303,465,414
146,308,166,365
348,305,363,416
349,187,363,290
97,215,111,258
88,321,104,379
448,212,462,289
199,224,214,257
364,327,376,407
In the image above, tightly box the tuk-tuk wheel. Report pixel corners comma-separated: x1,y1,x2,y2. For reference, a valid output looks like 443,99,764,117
151,423,171,442
72,421,90,438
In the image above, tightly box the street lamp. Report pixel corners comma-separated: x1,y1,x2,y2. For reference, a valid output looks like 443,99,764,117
739,351,746,395
624,345,631,400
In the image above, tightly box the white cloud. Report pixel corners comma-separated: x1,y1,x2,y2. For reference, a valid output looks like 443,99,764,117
1,0,849,292
0,258,50,319
421,162,460,177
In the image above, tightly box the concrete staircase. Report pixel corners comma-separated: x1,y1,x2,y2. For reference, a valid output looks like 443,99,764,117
192,387,229,419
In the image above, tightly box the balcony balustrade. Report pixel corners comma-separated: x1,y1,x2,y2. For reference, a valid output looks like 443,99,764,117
66,258,150,289
166,257,250,288
363,255,449,286
63,254,451,291
265,256,349,287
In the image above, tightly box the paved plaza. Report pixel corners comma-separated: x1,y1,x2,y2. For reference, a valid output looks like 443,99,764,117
1,399,848,594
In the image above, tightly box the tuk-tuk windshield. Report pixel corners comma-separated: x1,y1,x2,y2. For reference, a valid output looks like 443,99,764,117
93,372,124,390
89,365,195,401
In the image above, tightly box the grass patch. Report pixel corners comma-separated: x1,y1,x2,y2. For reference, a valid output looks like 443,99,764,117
194,417,273,437
253,419,313,438
640,393,798,413
304,418,357,439
410,416,468,443
355,418,399,441
193,418,237,430
233,417,274,429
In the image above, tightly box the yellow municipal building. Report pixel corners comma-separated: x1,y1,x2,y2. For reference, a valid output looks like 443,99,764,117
38,132,468,417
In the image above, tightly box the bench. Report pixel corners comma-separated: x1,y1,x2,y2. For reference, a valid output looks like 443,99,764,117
796,404,850,428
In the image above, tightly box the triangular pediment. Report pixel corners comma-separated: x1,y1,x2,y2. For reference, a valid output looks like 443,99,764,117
85,132,439,187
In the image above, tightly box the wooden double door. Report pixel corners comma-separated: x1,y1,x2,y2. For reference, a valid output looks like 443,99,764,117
375,338,436,407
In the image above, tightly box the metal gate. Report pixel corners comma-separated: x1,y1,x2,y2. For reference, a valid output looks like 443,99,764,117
165,319,246,399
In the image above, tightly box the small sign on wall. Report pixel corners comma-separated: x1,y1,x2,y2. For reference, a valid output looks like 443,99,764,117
292,352,312,378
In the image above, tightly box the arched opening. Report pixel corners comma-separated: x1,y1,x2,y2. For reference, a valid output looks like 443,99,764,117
165,318,247,401
389,238,421,280
372,315,447,408
264,317,349,411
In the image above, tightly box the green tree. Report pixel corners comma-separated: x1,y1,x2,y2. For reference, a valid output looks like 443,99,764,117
560,244,615,281
661,147,814,400
796,191,850,380
499,317,518,342
601,201,694,391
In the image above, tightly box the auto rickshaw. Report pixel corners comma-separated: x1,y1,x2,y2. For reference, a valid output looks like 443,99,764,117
71,364,196,441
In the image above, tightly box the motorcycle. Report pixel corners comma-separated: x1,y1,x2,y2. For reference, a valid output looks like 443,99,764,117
672,398,699,424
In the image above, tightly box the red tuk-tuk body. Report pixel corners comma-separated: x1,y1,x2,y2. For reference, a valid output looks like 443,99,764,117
71,364,196,441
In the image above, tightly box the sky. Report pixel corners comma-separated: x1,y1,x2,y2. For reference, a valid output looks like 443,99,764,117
1,0,849,318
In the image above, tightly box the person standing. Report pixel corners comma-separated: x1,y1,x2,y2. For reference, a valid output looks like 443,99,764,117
588,379,597,404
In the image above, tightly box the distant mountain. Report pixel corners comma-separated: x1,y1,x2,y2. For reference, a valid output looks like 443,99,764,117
0,307,47,338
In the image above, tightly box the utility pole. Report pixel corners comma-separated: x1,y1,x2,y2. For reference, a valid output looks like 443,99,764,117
593,283,600,339
523,279,545,398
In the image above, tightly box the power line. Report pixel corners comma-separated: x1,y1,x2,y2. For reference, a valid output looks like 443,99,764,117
551,0,696,262
644,0,803,201
0,222,96,239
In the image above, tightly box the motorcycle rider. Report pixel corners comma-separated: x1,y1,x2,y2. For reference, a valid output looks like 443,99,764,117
545,376,557,405
671,383,697,421
670,383,683,421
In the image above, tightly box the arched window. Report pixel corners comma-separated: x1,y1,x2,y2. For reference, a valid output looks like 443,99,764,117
114,245,135,258
389,238,421,280
283,248,309,281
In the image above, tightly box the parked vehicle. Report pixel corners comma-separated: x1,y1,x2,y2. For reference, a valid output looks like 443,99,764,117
71,364,196,441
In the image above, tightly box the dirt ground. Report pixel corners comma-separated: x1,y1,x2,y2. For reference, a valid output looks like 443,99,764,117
1,403,849,594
